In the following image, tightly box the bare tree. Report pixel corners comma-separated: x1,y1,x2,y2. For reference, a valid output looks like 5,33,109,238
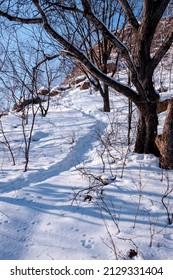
68,0,126,112
0,0,173,168
0,24,61,171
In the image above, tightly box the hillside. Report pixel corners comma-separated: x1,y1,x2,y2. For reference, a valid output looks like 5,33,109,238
63,17,173,90
0,12,173,260
0,64,173,259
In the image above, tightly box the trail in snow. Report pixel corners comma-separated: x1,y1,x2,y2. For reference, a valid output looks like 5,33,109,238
0,106,106,195
0,101,107,260
1,88,173,260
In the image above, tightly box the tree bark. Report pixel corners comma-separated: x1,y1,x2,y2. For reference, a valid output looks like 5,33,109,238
155,98,173,169
145,110,159,155
134,112,146,153
103,83,110,112
134,101,159,156
128,98,132,145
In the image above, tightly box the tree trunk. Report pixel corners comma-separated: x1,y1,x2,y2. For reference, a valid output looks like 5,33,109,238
97,80,110,112
155,98,173,169
134,112,146,153
102,83,110,112
134,103,159,156
128,98,132,145
145,112,159,155
133,70,160,156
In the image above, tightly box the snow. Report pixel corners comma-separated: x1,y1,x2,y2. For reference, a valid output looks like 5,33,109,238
0,80,173,260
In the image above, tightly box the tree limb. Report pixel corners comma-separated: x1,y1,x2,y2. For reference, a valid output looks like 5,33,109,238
81,0,128,54
43,1,80,12
150,29,173,72
150,0,171,28
118,0,139,30
0,10,42,24
81,0,144,95
140,0,170,41
31,0,140,105
33,53,61,73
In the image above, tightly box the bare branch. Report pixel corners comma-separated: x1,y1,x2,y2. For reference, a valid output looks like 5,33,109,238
81,0,128,54
44,1,82,13
31,0,140,105
33,53,61,73
150,29,173,72
118,0,139,30
81,0,144,95
151,0,171,26
0,10,42,24
141,0,170,41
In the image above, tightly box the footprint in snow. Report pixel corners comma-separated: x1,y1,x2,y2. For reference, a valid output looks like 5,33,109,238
80,237,94,249
0,220,9,225
31,221,38,225
71,226,79,232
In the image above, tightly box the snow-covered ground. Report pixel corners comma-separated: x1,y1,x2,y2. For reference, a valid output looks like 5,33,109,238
0,77,173,260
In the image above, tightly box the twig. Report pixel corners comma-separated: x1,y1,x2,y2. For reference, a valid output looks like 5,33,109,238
161,173,173,225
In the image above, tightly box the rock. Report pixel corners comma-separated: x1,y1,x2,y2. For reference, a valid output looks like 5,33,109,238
50,90,61,96
157,99,169,114
80,81,90,90
38,87,49,95
70,75,86,85
12,97,43,112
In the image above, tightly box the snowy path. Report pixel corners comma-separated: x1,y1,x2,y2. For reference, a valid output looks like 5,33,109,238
0,104,108,260
1,89,173,260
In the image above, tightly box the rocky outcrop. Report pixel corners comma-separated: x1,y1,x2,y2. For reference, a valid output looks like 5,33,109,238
12,97,44,112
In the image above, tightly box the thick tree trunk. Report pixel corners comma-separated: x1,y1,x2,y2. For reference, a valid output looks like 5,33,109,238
155,98,173,169
134,103,159,156
145,111,159,155
134,112,146,153
134,71,160,156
